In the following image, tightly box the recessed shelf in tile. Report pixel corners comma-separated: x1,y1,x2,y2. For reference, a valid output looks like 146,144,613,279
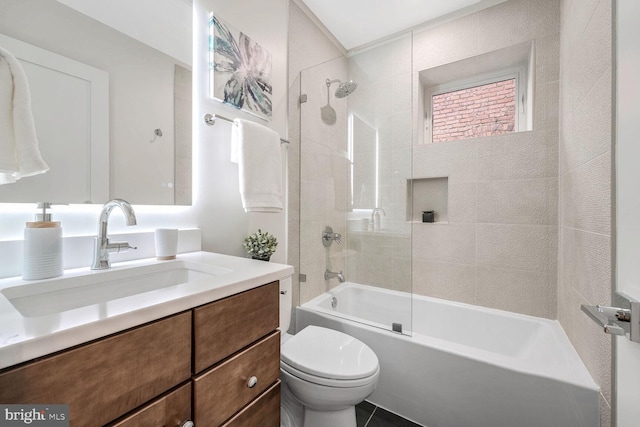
407,177,449,223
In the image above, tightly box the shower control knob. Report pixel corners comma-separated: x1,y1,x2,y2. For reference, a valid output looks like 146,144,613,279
247,376,258,388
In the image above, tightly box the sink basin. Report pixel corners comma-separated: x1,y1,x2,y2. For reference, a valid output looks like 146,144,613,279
1,260,232,317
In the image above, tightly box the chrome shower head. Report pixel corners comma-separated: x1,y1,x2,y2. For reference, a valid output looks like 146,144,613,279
326,78,358,98
335,80,357,98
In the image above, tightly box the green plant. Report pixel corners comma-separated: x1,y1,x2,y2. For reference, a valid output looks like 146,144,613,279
243,229,278,259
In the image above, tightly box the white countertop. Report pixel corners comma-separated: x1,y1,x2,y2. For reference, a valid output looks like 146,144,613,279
0,251,294,370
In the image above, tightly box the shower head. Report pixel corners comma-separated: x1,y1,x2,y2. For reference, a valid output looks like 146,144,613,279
335,80,358,98
326,78,358,98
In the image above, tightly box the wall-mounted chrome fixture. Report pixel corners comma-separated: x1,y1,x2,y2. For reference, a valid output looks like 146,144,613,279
202,113,290,144
582,292,640,342
322,226,342,247
325,269,345,283
326,78,358,98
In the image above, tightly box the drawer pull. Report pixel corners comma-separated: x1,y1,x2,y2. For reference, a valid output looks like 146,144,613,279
247,376,258,388
181,421,194,427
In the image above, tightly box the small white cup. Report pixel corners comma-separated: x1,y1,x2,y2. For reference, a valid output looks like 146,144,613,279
155,228,179,260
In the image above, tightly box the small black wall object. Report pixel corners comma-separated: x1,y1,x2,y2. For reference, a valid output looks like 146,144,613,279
422,210,435,223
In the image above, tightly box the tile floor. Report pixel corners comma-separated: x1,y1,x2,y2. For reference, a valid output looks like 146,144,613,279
356,401,422,427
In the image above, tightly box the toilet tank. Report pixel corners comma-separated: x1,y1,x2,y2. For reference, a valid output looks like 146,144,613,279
279,276,292,333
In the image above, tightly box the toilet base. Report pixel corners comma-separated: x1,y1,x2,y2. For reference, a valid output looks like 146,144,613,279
304,406,356,427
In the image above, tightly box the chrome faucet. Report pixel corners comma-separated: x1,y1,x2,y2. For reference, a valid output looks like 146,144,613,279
325,269,345,283
371,207,386,223
91,199,138,270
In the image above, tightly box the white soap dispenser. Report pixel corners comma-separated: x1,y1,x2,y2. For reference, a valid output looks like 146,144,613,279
23,202,63,280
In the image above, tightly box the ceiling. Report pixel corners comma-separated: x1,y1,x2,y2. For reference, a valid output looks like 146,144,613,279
299,0,503,50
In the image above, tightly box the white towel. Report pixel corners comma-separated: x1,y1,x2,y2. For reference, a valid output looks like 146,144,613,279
0,45,49,185
231,118,283,212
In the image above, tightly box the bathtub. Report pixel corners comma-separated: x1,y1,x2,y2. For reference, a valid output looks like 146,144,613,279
296,282,600,427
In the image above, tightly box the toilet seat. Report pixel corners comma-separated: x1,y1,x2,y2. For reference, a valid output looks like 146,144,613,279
281,325,379,387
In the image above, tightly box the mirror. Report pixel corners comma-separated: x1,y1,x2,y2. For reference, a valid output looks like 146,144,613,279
0,0,192,205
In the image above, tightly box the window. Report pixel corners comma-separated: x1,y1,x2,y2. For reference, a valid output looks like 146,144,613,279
431,78,517,142
420,41,534,145
425,68,526,144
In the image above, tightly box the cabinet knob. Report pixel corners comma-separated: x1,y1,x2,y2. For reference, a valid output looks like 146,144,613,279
247,376,258,388
181,421,194,427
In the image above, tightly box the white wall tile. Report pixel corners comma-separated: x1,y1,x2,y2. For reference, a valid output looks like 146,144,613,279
412,13,478,71
477,130,558,180
413,223,476,265
477,178,557,225
477,224,557,272
413,139,477,183
413,260,476,304
476,266,554,318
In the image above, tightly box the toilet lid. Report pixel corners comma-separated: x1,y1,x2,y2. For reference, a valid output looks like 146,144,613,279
281,325,379,381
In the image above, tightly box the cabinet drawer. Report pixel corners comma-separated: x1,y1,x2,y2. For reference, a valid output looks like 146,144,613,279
193,281,279,373
221,381,281,427
194,331,280,426
0,312,191,427
109,383,191,427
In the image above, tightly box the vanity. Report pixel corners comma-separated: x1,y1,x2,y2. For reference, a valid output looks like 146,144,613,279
0,252,294,426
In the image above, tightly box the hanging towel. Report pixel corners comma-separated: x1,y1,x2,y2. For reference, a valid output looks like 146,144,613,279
0,45,49,185
231,118,283,212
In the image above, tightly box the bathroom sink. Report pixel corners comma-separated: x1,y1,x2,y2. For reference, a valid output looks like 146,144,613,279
1,260,232,317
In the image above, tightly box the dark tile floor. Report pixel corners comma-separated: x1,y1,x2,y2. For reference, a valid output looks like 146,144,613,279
356,401,423,427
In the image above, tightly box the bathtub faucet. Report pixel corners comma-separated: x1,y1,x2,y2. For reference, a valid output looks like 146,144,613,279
325,269,345,283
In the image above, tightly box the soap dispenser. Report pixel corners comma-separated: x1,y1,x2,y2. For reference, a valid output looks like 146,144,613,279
23,202,63,280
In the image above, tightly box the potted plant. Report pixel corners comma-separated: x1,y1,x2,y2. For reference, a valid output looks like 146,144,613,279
243,229,278,261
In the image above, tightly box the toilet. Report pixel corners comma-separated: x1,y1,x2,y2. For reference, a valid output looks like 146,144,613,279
279,278,380,427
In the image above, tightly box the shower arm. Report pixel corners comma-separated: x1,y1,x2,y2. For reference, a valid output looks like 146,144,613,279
326,78,341,87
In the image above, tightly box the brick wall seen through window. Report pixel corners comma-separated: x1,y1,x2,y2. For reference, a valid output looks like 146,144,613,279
431,78,516,143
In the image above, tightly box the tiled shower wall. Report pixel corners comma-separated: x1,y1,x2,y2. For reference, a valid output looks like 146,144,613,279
558,0,613,425
411,0,561,319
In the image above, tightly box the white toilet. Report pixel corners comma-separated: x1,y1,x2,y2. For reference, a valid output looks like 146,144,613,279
279,278,380,427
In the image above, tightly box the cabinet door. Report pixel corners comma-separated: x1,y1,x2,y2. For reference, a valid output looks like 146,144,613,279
193,281,279,373
109,383,191,427
194,331,280,426
221,382,281,427
0,312,192,427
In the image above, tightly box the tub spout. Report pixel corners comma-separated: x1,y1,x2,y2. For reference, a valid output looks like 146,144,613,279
325,269,345,282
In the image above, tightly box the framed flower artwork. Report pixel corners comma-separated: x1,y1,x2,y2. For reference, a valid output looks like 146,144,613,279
209,14,272,120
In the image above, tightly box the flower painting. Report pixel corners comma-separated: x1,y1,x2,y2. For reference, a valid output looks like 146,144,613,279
209,14,272,119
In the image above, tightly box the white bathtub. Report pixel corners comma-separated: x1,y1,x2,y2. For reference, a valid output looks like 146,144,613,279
296,282,600,427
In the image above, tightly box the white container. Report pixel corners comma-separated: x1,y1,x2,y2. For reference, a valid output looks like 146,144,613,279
23,222,63,280
155,228,179,260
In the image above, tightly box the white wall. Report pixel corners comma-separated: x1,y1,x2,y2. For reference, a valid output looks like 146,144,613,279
615,1,640,425
0,0,289,277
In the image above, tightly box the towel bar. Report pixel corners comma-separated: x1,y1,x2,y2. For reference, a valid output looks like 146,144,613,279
203,113,290,144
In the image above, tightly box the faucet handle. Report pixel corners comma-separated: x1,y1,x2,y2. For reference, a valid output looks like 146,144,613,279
107,241,137,253
334,233,342,245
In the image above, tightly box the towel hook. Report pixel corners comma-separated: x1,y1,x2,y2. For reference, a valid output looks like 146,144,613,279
150,128,163,143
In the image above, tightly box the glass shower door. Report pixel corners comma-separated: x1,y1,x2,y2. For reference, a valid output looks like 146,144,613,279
298,33,413,335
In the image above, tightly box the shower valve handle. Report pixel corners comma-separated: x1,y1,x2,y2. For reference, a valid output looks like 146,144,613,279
322,226,342,247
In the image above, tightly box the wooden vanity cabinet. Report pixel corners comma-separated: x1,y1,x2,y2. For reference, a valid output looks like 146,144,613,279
194,331,280,425
0,312,192,427
0,280,281,427
193,281,279,373
193,281,281,426
109,383,191,427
